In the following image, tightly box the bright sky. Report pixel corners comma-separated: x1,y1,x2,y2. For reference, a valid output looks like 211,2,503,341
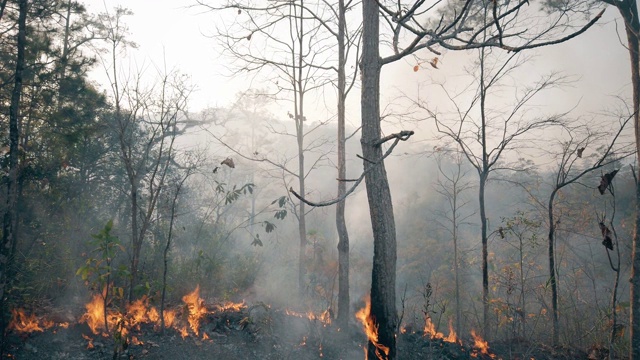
82,1,632,122
84,0,246,111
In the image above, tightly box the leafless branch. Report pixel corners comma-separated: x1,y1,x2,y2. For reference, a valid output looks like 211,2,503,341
290,130,414,207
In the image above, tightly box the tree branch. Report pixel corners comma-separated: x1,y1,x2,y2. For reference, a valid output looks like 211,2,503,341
290,130,414,207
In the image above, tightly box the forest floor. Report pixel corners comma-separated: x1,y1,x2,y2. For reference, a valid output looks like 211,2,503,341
3,300,606,360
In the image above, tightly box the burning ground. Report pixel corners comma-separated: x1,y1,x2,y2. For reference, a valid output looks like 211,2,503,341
4,287,596,360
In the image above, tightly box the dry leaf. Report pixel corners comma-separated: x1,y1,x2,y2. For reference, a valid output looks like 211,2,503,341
598,169,618,195
221,157,235,168
413,65,419,72
430,57,439,69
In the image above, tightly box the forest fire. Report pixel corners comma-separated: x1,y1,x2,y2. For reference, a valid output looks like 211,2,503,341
471,330,496,358
423,317,460,344
72,285,236,344
181,285,207,336
8,309,54,333
79,293,121,336
7,286,505,360
285,308,332,327
215,300,247,312
356,300,390,360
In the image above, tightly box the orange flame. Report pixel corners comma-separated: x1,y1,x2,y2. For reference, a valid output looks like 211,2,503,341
82,334,94,349
182,285,207,335
163,309,176,328
423,318,460,344
126,297,152,329
14,285,247,344
7,309,53,333
471,330,496,358
423,317,441,338
284,308,332,327
355,300,390,360
179,326,189,339
444,320,459,344
131,335,143,345
79,294,109,335
215,301,246,313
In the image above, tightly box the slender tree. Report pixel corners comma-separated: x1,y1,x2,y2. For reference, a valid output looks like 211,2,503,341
433,149,474,335
0,0,27,346
543,118,631,345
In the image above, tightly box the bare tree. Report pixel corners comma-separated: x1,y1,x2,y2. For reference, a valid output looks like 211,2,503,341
199,0,341,300
422,49,569,337
542,117,631,345
97,6,193,301
334,0,360,328
160,160,197,333
433,149,474,336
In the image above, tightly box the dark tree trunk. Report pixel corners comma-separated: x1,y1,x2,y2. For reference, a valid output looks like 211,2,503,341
161,183,182,333
1,0,27,350
453,185,461,336
129,184,139,302
335,0,350,328
618,1,640,358
478,47,490,338
362,0,397,358
479,172,489,338
548,189,560,345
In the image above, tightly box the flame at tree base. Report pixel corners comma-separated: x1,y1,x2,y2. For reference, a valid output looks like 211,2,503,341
355,300,390,360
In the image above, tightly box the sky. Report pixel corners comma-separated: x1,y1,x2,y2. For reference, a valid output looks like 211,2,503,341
84,0,246,111
81,1,633,129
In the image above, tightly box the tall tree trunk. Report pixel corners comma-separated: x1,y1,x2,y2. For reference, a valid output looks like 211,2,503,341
479,172,489,338
453,188,461,336
362,0,397,358
548,189,560,345
294,0,308,298
479,45,490,338
335,0,350,328
620,0,640,357
1,0,27,349
129,183,139,302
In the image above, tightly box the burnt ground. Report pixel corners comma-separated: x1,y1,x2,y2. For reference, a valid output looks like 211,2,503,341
3,304,602,360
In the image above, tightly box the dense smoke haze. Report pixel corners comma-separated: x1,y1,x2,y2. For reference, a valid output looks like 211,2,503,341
0,0,638,359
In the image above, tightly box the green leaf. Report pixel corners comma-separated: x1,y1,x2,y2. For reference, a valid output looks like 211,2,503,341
264,221,276,233
251,234,263,247
278,196,287,208
274,209,287,220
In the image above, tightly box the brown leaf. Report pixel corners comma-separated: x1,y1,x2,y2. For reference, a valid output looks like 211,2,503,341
430,57,439,69
237,9,241,15
247,33,252,41
598,169,618,195
221,157,235,168
413,65,419,72
577,147,585,158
